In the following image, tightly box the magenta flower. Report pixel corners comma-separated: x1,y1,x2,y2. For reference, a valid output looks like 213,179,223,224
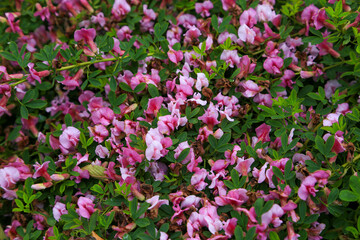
144,96,163,118
74,28,97,52
53,202,68,221
91,107,115,126
88,124,109,143
77,196,95,219
112,0,131,20
298,176,318,200
215,188,249,207
33,161,52,181
27,63,50,85
263,56,284,75
198,102,220,127
191,168,208,191
221,0,236,11
256,123,271,142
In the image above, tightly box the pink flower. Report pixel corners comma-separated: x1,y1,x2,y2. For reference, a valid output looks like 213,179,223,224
167,46,183,64
195,73,209,91
88,125,109,143
198,102,220,127
59,127,80,153
77,197,95,219
336,103,351,115
91,107,114,126
238,80,260,98
146,195,169,209
27,63,50,85
261,204,285,228
0,167,20,190
91,12,106,27
234,157,255,176
256,123,271,142
256,3,277,22
74,28,97,52
254,93,273,108
33,161,52,181
324,80,341,99
221,0,236,11
220,50,240,68
117,26,132,41
298,176,318,200
264,57,284,75
112,0,131,20
195,1,213,17
184,26,201,44
323,113,340,127
223,218,237,237
238,24,256,44
191,168,208,191
53,202,68,221
215,188,249,207
95,145,110,158
240,8,258,28
145,96,163,118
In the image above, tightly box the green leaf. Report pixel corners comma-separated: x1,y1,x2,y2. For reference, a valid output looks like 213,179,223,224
346,226,359,238
20,105,29,120
148,84,159,97
349,175,360,196
269,232,280,240
119,82,133,92
8,126,22,141
0,52,17,61
245,227,256,240
177,148,190,162
239,0,247,10
135,218,150,227
134,82,147,93
26,100,47,109
234,226,243,240
208,135,217,149
110,76,117,92
272,166,284,180
211,15,218,32
64,114,72,127
328,188,339,204
339,190,359,202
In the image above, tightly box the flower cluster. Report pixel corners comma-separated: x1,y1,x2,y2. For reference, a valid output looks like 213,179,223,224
0,0,360,239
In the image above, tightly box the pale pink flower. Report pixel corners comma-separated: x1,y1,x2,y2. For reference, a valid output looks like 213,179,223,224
91,12,106,27
53,202,68,221
195,73,209,91
95,145,110,158
220,50,240,68
0,167,20,190
59,126,80,153
324,80,341,99
191,168,208,191
144,96,163,117
261,204,285,228
323,113,340,127
256,3,277,22
88,125,108,143
112,0,131,20
238,80,260,98
238,24,256,44
167,46,183,64
195,1,213,17
146,195,169,209
117,26,132,41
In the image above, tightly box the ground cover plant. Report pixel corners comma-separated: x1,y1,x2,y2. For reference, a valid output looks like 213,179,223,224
1,0,360,239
